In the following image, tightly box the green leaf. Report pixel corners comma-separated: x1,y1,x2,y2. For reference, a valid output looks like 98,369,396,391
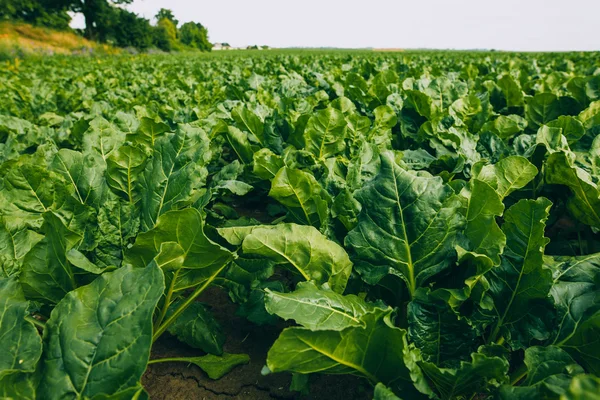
420,350,508,400
561,374,600,400
80,117,125,160
38,264,164,399
252,148,283,180
547,116,585,145
266,308,417,389
125,208,233,292
0,278,42,377
51,149,107,207
471,156,538,199
545,151,600,229
497,75,524,108
526,94,580,130
20,212,80,303
486,198,553,344
269,167,329,227
498,346,583,399
239,224,352,293
0,219,43,278
105,145,147,204
345,152,463,296
93,198,139,268
151,353,250,380
461,179,506,264
0,371,37,400
486,115,528,139
232,106,265,146
225,126,254,164
408,289,479,366
188,353,250,380
373,383,402,400
0,161,71,226
166,301,225,355
131,117,170,149
265,281,376,330
66,249,105,275
303,107,347,159
548,254,600,375
139,128,210,230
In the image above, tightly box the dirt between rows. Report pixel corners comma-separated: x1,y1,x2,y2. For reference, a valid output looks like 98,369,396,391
143,287,371,399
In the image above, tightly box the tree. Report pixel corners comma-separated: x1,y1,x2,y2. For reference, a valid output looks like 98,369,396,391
109,8,152,50
56,0,133,40
153,17,178,51
0,0,71,30
155,8,178,27
179,22,212,52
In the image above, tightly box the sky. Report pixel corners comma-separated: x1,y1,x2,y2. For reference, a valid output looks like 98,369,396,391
71,0,600,51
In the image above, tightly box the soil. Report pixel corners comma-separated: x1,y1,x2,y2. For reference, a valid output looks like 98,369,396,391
143,287,371,400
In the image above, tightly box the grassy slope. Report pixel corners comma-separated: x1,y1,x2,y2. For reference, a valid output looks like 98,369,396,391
0,21,117,59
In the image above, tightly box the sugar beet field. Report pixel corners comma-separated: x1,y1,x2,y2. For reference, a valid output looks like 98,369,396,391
1,50,600,399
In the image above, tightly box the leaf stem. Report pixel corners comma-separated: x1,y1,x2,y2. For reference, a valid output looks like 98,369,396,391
153,271,179,332
488,322,501,344
510,363,528,386
152,266,226,342
25,315,46,330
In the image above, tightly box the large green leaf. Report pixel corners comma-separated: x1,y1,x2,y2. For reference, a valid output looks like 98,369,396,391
303,107,347,159
266,308,420,391
420,350,508,400
0,371,37,400
0,219,43,278
269,166,329,227
82,117,125,160
486,198,553,344
373,383,402,400
51,149,107,207
460,179,505,264
345,152,463,296
229,224,352,293
93,197,139,268
265,281,376,330
20,212,80,303
0,161,72,228
139,126,210,230
125,208,233,292
408,289,479,366
471,156,538,199
497,346,584,399
545,151,600,229
0,278,42,377
105,145,147,204
166,301,225,355
232,106,265,146
561,374,600,399
548,254,600,374
38,264,164,399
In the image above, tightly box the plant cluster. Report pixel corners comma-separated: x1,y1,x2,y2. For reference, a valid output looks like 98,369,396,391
1,50,600,399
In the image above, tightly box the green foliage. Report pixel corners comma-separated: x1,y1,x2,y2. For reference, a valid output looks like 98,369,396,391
179,21,212,51
0,50,600,399
0,0,71,30
155,8,178,27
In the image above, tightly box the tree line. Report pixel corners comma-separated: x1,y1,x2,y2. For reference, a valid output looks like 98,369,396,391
0,0,212,52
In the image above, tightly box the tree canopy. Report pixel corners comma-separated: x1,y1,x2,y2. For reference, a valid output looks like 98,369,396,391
0,1,212,52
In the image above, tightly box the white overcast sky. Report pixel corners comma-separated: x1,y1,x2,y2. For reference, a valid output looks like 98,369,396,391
71,0,600,51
